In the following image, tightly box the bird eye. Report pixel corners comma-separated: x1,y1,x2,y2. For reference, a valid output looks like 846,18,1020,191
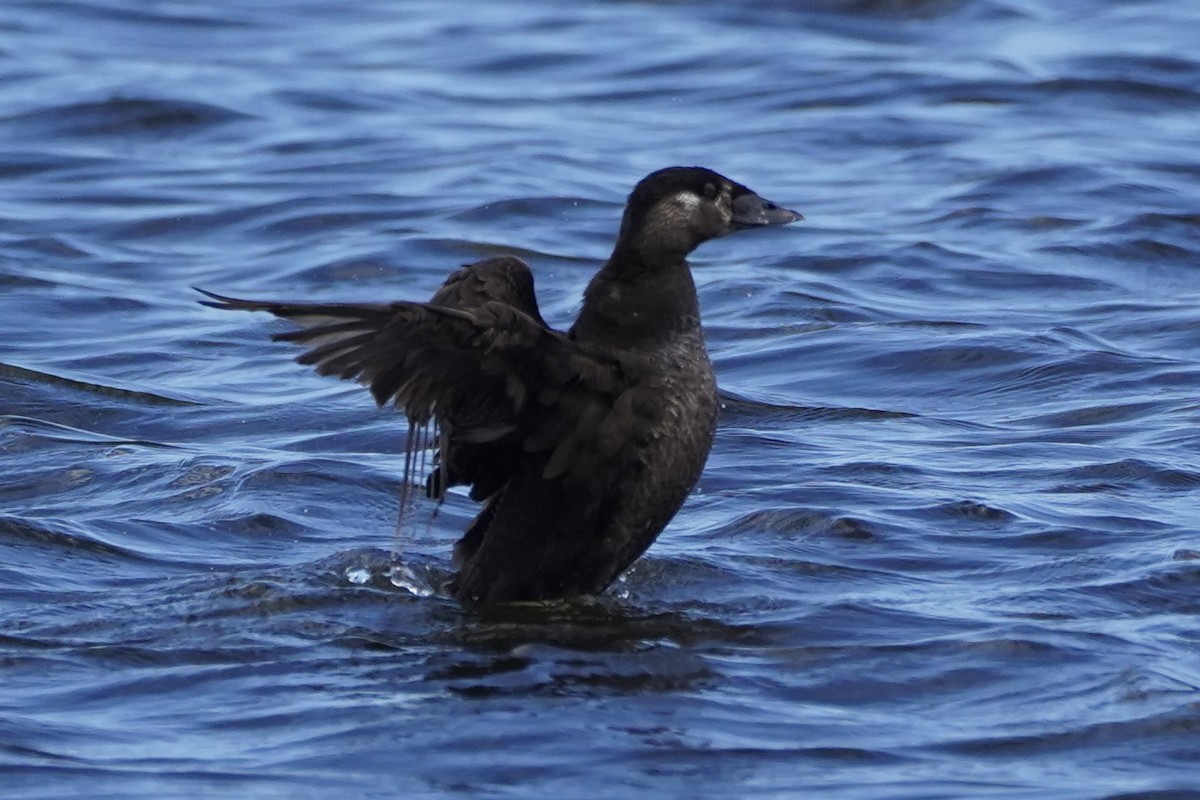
702,182,717,199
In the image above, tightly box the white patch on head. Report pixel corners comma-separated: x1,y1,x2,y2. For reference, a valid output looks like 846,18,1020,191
668,190,704,213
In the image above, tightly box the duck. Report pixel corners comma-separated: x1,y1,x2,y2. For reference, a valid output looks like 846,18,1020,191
198,166,801,604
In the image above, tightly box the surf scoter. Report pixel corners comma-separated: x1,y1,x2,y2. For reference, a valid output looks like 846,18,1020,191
199,166,801,604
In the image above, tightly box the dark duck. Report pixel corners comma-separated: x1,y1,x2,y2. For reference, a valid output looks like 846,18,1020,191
199,166,801,604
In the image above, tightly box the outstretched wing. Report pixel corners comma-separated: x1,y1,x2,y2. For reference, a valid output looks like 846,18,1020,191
197,257,628,496
428,256,549,328
414,256,549,499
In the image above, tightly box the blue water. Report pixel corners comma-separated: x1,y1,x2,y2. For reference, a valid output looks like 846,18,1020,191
2,0,1199,797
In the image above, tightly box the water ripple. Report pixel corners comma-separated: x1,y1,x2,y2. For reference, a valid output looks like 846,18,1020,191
2,0,1199,797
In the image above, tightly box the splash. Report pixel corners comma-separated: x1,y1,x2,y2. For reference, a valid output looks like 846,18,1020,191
392,418,448,555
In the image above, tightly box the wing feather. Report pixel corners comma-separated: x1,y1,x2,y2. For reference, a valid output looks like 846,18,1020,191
196,256,634,502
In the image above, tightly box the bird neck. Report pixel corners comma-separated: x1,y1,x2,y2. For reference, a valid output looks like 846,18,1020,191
570,248,702,348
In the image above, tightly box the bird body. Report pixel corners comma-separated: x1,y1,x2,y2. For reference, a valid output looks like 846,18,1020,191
200,166,800,604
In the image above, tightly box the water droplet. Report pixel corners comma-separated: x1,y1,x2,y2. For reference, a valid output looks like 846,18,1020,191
345,567,371,585
388,563,435,597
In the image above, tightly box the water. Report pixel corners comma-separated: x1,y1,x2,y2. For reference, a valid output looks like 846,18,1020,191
2,0,1199,797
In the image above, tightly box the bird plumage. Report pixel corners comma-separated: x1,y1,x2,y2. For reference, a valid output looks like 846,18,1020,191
199,166,800,604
